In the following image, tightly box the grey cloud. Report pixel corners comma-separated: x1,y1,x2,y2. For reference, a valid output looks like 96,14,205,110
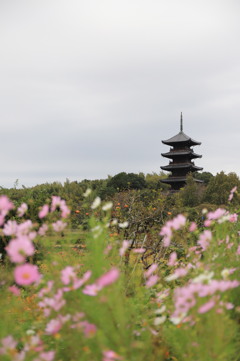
0,0,240,187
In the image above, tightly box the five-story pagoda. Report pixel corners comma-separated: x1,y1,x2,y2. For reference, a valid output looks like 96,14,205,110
161,113,203,190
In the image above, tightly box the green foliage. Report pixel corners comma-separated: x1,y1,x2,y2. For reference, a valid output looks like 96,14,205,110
145,172,170,191
194,171,214,185
204,171,240,205
179,173,203,207
107,172,147,192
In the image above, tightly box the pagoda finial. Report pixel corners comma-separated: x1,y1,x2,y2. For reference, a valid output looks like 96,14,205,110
180,112,183,132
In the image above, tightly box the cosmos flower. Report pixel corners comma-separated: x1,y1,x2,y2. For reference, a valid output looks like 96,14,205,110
17,203,28,217
6,236,35,263
14,263,41,286
91,197,101,209
38,205,49,219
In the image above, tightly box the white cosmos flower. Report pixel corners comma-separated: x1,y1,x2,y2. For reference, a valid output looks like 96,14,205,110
118,221,129,228
111,219,118,226
165,273,178,282
155,305,166,314
102,202,113,211
221,269,231,279
154,316,166,326
169,312,187,325
191,271,214,284
91,197,101,209
83,188,92,197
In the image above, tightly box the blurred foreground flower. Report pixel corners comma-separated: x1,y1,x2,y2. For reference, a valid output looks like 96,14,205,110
91,197,101,209
14,263,41,286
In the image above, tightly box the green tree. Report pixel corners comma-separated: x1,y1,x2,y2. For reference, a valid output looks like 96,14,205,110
194,171,214,185
204,171,240,205
179,173,202,207
107,172,147,192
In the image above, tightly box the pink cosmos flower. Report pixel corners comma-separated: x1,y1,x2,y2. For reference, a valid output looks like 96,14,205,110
38,281,54,298
73,270,92,290
51,196,62,212
146,275,159,288
3,220,18,236
38,204,49,219
35,351,55,361
198,299,215,314
50,196,70,217
188,246,198,253
79,321,97,337
45,318,62,335
39,289,66,313
96,268,120,288
72,312,85,322
38,224,48,236
171,214,186,230
172,279,240,320
204,220,212,227
82,284,100,296
144,263,158,278
0,196,14,226
228,186,237,201
83,268,119,296
229,213,238,223
52,220,66,232
103,350,122,361
160,224,172,247
60,200,70,218
197,230,212,251
17,220,34,236
6,220,35,242
133,248,146,253
104,245,112,255
189,222,197,232
0,195,14,214
236,245,240,255
61,266,76,285
17,203,28,217
207,208,226,221
8,285,21,296
6,236,35,263
119,240,130,257
168,252,178,266
0,335,17,355
225,302,234,310
160,214,186,247
14,263,41,285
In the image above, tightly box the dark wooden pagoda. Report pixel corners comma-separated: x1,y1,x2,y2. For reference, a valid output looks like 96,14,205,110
161,113,203,190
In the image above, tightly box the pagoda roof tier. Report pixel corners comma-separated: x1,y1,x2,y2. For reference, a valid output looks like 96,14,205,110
161,150,202,159
161,163,203,171
162,131,201,146
161,177,204,184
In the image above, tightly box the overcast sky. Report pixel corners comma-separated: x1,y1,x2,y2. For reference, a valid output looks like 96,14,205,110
0,0,240,188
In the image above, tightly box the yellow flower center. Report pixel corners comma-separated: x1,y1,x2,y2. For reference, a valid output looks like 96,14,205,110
22,273,30,279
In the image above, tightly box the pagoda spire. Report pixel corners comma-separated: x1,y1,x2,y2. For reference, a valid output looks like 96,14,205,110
180,112,183,132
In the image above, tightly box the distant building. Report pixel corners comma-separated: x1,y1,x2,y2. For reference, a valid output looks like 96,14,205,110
161,113,203,190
